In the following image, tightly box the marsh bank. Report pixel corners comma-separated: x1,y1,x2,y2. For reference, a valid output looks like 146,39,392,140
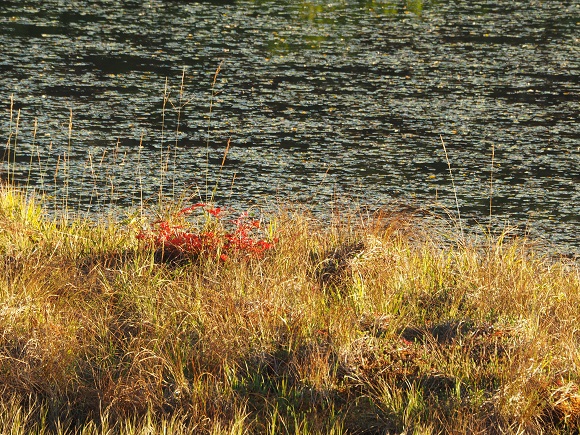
1,0,578,251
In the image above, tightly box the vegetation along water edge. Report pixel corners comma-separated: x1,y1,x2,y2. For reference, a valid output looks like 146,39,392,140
1,182,580,434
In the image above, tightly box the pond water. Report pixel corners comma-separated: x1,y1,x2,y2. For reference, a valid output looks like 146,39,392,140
1,0,578,253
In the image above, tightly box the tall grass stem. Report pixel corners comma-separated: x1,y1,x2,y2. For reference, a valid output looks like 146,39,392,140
159,77,169,206
440,135,464,241
489,142,495,234
171,67,187,201
205,62,223,202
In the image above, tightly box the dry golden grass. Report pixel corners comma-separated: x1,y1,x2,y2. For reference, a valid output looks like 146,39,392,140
1,184,579,434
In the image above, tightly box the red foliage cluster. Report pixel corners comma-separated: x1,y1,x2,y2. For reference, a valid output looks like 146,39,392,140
136,203,275,262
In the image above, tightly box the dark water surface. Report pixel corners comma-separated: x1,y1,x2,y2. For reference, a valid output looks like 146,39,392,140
1,0,578,252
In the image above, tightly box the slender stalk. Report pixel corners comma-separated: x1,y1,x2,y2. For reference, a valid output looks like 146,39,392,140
11,108,21,186
108,138,121,210
205,62,223,202
87,150,96,213
159,77,169,206
64,109,73,219
171,67,187,202
26,118,38,189
210,137,231,203
4,95,14,184
54,154,61,215
38,141,52,195
36,127,46,194
440,135,464,241
137,133,145,218
488,142,495,234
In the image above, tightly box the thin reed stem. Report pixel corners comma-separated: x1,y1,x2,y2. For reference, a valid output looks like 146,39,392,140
64,109,73,219
137,133,145,217
159,77,169,205
87,150,97,213
53,154,61,215
205,62,223,202
108,138,121,210
209,137,231,203
11,108,21,186
488,142,495,233
12,109,20,183
26,118,38,189
171,67,187,201
39,140,53,196
440,135,464,241
4,95,15,184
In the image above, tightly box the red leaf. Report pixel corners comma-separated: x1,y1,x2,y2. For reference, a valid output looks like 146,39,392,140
206,207,222,217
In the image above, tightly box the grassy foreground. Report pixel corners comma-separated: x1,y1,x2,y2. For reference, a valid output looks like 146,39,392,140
1,184,579,434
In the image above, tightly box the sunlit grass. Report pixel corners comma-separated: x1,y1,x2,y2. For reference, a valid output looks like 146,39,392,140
1,184,579,434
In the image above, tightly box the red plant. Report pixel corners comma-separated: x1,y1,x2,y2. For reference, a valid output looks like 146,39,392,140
136,204,275,262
